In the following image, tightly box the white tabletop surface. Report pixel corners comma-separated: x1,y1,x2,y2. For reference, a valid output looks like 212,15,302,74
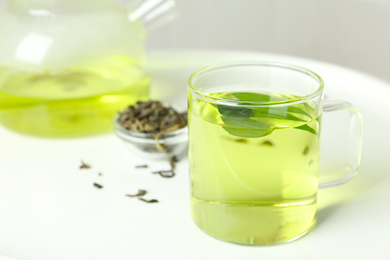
1,50,390,260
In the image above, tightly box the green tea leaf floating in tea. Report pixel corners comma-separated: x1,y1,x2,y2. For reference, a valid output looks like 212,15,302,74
222,126,273,138
295,124,318,136
126,189,147,197
252,107,307,123
80,161,91,169
217,102,272,138
287,105,312,118
204,92,319,138
220,116,273,138
138,198,159,203
218,105,253,118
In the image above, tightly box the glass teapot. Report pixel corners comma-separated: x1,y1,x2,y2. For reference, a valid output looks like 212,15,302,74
0,0,175,137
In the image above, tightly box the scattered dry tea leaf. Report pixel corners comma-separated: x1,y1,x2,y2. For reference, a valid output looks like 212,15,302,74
138,197,159,203
126,189,147,197
152,170,175,178
93,183,103,189
169,156,178,171
80,161,91,169
98,172,102,176
135,164,148,169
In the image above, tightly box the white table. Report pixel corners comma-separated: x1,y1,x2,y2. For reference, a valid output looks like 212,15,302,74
1,50,389,260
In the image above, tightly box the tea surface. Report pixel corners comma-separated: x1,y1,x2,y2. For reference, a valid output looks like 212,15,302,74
0,56,149,137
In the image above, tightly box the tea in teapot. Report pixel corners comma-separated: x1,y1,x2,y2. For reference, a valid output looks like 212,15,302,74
0,0,175,137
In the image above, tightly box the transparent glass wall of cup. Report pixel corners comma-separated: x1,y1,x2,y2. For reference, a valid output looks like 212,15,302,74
187,61,363,245
0,0,175,137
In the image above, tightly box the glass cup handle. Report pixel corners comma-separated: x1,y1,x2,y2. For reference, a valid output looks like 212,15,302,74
319,100,363,189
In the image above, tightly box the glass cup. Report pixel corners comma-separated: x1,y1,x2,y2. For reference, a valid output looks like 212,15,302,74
187,61,363,245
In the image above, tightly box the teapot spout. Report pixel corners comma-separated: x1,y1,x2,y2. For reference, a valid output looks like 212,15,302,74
125,0,176,32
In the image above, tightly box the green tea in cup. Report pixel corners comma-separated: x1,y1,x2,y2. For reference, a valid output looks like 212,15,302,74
187,61,362,245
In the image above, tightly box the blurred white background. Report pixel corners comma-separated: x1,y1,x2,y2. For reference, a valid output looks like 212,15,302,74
145,0,390,83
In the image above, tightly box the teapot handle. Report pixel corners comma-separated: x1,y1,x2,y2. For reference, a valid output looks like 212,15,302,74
126,0,176,32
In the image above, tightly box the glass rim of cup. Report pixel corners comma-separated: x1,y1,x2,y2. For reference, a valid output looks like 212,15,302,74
187,60,325,108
